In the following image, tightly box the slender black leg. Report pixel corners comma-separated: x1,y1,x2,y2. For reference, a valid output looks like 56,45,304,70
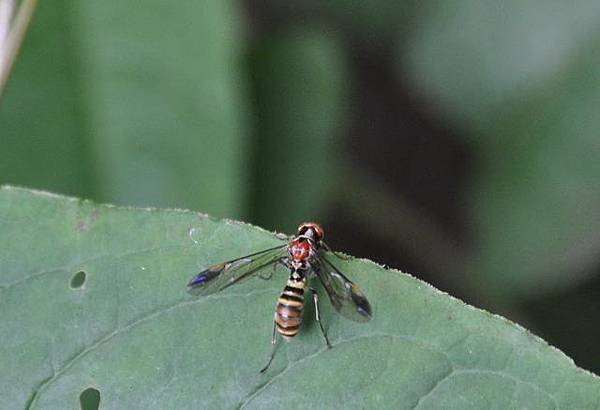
260,320,278,373
310,287,332,348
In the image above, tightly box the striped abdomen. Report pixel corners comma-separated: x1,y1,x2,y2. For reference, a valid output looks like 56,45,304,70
275,277,306,339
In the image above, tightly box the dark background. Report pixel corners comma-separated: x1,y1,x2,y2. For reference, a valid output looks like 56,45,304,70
2,1,599,373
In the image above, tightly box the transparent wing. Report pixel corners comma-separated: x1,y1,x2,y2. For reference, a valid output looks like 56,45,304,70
316,253,372,322
187,244,288,296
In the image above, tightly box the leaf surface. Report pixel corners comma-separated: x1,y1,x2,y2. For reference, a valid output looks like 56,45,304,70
0,187,598,409
0,0,247,218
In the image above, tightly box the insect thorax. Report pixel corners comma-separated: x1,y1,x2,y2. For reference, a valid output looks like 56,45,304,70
289,266,309,282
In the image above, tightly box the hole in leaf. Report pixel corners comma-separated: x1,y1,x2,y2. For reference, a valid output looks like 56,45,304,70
79,387,100,410
70,271,86,289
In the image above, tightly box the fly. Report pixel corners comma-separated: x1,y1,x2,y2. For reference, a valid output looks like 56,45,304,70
187,222,372,373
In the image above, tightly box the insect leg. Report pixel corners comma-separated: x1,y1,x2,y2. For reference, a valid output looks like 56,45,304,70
260,320,279,373
270,318,277,344
310,287,332,348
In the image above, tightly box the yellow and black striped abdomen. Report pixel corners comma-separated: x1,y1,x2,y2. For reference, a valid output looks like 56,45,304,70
275,278,306,339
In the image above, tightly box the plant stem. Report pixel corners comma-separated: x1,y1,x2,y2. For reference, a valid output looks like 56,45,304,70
0,0,37,99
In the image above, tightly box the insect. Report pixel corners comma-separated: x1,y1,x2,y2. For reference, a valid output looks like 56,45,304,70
187,222,372,372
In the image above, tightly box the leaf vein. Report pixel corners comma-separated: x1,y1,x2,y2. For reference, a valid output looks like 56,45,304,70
413,369,559,410
1,244,186,289
26,287,275,409
238,333,452,410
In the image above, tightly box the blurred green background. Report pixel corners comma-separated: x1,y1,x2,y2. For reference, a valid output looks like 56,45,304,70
1,1,599,374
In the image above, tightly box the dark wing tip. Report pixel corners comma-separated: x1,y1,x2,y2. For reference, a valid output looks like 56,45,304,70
356,302,373,321
187,273,208,288
187,263,226,295
187,267,219,293
352,288,373,322
186,274,207,295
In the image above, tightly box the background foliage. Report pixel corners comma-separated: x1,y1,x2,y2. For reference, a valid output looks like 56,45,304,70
1,0,599,387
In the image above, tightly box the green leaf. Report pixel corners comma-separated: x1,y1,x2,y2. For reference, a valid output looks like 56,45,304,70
249,27,348,233
263,1,413,42
0,0,248,218
401,1,600,131
400,2,600,298
1,186,598,409
0,1,93,198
